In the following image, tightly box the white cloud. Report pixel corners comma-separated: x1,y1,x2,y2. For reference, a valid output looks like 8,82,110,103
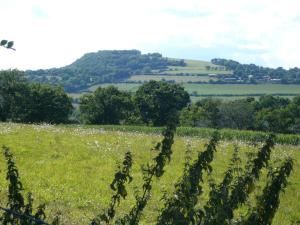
1,0,300,69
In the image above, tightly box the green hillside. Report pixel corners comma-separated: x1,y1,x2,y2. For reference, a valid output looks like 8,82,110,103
25,50,300,99
25,50,230,92
164,59,232,75
26,50,186,92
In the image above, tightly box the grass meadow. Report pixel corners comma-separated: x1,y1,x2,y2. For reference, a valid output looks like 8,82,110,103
165,59,232,75
0,123,299,225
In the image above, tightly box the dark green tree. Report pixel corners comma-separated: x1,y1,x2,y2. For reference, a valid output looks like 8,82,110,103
255,95,290,111
24,83,73,123
0,70,73,123
80,86,134,124
0,70,29,122
179,104,206,127
255,108,294,133
135,81,190,126
218,99,255,130
195,98,222,128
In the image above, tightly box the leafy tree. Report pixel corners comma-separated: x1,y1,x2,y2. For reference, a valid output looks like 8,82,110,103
287,97,300,132
255,95,290,111
135,81,190,126
179,104,207,127
24,83,73,123
0,70,29,122
195,98,222,128
255,108,294,133
80,86,134,124
0,70,73,123
218,99,255,130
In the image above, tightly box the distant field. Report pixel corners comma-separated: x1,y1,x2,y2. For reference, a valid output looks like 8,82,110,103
182,84,300,95
127,74,214,83
163,59,233,75
0,123,299,225
68,83,300,101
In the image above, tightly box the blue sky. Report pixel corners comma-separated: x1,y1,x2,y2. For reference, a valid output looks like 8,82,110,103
1,0,300,70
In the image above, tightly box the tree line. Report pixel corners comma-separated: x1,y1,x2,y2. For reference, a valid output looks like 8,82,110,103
180,96,300,134
79,82,300,134
211,58,300,84
1,69,300,134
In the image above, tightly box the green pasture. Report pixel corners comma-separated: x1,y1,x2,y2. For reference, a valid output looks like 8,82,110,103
90,83,300,96
69,83,300,102
127,75,213,83
182,84,300,95
0,123,299,225
165,59,233,75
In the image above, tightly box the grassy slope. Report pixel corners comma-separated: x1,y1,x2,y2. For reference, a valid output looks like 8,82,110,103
0,123,299,225
126,59,230,82
165,59,232,75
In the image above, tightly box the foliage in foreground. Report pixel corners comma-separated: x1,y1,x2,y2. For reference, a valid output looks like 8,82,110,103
0,146,58,225
0,40,15,50
0,126,294,225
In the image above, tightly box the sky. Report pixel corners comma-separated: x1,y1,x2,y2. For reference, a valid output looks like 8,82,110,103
1,0,300,70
